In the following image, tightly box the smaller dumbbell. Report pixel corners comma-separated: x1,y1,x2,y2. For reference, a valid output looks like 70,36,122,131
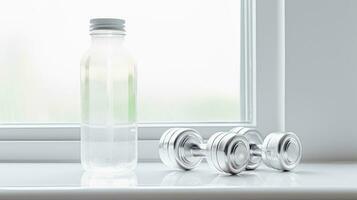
230,127,302,171
159,128,251,174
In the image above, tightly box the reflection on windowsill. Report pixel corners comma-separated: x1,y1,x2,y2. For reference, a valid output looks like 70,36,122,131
159,169,301,187
81,171,137,188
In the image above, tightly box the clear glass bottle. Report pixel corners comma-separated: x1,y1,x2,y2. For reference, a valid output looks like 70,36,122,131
80,18,137,172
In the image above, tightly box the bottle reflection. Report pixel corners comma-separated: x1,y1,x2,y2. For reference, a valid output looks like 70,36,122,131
81,171,137,187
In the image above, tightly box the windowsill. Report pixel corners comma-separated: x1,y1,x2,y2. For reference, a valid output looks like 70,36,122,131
0,162,356,200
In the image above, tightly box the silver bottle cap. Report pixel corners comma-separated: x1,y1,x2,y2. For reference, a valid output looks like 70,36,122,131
90,18,125,31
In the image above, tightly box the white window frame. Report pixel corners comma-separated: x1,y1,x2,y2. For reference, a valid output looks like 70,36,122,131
0,0,286,162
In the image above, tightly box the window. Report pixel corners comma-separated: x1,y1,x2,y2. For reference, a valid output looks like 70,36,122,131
0,0,256,152
0,0,268,163
0,0,255,125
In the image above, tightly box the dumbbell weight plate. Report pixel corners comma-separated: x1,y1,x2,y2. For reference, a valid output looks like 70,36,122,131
262,132,302,171
207,132,250,174
231,127,263,170
159,128,181,169
160,128,204,170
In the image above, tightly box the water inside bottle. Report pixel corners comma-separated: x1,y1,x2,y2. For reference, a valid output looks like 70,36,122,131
81,124,137,172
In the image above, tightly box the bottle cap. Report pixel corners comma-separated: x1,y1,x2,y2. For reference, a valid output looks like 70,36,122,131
90,18,125,31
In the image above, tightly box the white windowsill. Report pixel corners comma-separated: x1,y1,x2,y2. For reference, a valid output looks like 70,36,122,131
0,162,355,200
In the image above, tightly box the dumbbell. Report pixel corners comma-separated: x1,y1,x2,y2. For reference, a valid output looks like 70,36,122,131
230,127,302,171
159,128,251,174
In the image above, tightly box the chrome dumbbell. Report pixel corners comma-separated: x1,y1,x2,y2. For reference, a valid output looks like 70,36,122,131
159,128,251,174
230,127,302,171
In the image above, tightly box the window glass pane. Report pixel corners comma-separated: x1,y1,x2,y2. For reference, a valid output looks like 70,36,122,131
0,0,244,123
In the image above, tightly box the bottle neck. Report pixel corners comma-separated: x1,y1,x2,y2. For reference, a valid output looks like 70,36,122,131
90,29,125,46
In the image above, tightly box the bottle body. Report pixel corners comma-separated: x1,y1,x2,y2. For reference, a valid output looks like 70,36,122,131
80,29,137,172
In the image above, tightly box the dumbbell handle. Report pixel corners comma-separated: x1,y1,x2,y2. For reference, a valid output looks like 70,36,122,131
250,144,263,157
191,143,262,158
191,143,262,160
190,144,207,157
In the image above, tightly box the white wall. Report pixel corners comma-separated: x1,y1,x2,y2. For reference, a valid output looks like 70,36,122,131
286,0,357,161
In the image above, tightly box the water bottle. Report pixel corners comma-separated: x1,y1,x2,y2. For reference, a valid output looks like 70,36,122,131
80,18,137,172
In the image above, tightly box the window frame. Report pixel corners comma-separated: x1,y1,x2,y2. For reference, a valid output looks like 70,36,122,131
0,0,271,162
